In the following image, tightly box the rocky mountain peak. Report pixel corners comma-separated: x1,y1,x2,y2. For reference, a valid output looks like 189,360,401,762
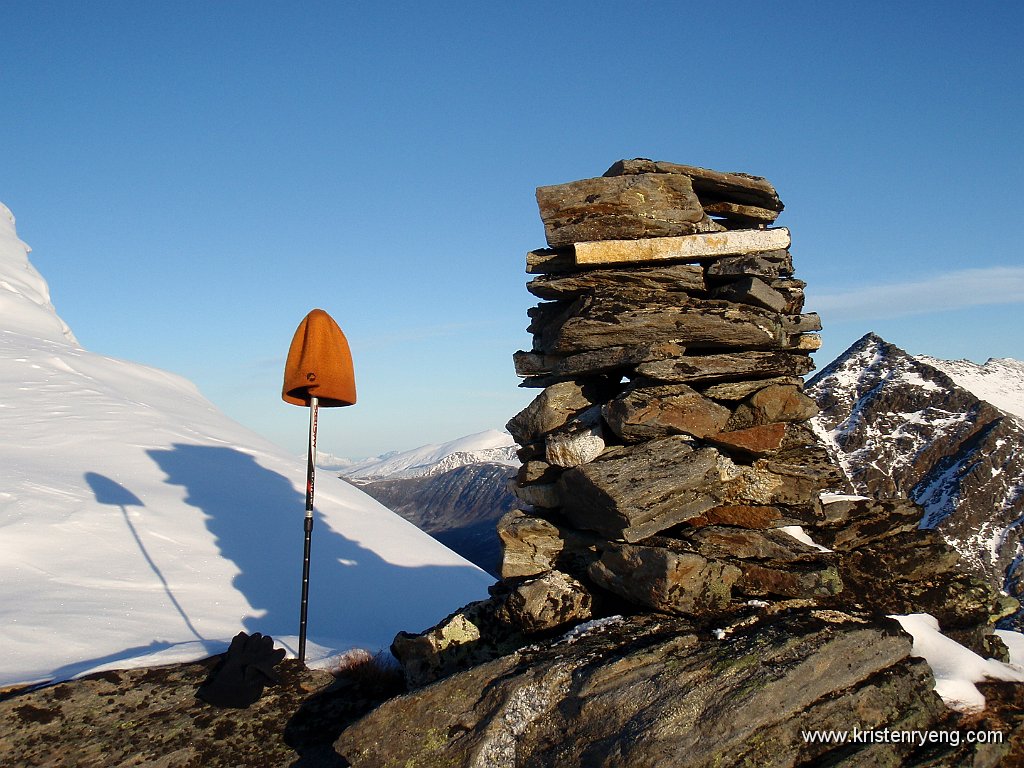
808,333,1024,624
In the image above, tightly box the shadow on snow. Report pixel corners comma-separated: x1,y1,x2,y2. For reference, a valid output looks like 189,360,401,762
85,472,204,641
46,446,486,686
144,443,487,653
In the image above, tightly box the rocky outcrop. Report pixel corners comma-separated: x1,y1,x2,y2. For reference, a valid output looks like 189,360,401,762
390,573,597,689
385,161,1011,699
807,332,1024,627
0,658,337,768
338,609,1014,768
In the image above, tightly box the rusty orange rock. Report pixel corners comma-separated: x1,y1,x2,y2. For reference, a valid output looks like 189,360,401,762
282,309,356,407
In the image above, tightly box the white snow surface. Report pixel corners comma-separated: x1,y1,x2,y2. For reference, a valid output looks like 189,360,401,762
0,204,77,345
779,526,833,553
0,205,492,689
892,614,1024,712
917,354,1024,423
340,428,518,480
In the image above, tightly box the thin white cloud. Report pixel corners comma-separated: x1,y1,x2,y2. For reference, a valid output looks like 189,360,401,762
810,266,1024,322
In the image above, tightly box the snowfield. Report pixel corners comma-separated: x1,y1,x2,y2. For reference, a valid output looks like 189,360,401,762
917,354,1024,424
0,203,492,689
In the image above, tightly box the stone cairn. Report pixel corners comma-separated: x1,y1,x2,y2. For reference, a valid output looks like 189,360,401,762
392,159,1013,687
502,158,842,615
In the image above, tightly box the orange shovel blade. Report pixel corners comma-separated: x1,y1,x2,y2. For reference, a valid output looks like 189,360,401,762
282,308,356,407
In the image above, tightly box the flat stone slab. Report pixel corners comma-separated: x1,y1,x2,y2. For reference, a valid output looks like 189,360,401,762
727,384,820,430
536,174,711,248
637,350,816,385
543,298,788,355
699,376,805,401
680,527,829,563
702,200,780,226
713,276,788,312
513,342,686,382
603,382,732,443
588,541,740,615
573,227,791,266
735,561,843,599
526,247,577,274
706,422,789,456
496,509,602,579
686,504,818,529
495,570,593,635
527,263,704,301
604,158,784,214
556,437,722,542
506,380,609,445
706,249,794,278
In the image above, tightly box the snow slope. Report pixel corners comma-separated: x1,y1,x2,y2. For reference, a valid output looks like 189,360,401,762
893,613,1024,712
0,203,492,689
341,428,517,480
917,355,1024,423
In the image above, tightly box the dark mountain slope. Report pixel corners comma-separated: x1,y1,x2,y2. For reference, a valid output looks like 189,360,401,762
347,462,517,576
807,333,1024,621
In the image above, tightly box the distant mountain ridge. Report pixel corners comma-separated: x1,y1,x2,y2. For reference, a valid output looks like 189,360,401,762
338,429,519,574
917,355,1024,422
807,333,1024,622
346,462,518,577
340,429,517,480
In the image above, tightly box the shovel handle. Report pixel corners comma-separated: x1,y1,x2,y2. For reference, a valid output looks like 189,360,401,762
305,397,318,515
299,396,318,664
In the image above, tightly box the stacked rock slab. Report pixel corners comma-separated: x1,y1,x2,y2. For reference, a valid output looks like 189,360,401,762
501,159,1012,634
390,160,1011,688
504,159,843,617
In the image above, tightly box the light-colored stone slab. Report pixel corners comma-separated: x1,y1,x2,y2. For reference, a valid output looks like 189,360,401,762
791,333,822,351
573,227,791,266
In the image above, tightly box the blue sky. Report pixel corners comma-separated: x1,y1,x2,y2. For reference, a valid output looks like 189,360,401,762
3,1,1021,458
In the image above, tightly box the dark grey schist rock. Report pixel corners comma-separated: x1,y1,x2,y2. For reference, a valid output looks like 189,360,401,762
539,297,791,355
337,610,1010,768
603,158,784,219
636,350,815,384
602,381,733,443
556,437,722,542
526,263,705,301
535,173,716,248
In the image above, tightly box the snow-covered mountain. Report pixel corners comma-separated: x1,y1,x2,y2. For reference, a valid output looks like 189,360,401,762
807,332,1024,620
350,462,518,577
339,430,519,575
917,355,1024,422
0,203,492,689
340,429,518,480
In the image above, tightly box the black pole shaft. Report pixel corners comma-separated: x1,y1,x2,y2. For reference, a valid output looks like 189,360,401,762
298,396,318,665
298,515,313,663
